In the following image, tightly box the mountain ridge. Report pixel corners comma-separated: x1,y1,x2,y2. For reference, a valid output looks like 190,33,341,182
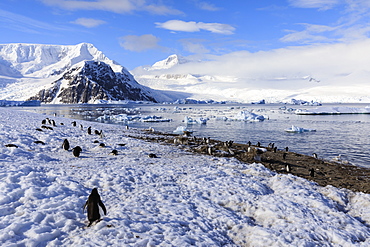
0,43,183,103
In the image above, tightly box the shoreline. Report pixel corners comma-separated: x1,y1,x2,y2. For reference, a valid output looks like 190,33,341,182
128,129,370,193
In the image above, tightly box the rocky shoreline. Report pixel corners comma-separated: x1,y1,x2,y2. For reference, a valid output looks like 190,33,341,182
129,129,370,194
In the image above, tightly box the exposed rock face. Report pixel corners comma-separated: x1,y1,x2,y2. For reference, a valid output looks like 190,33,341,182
28,61,157,103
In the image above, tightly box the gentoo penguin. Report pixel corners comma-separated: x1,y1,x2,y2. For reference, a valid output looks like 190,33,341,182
309,168,315,177
148,153,157,158
87,127,92,135
83,188,107,227
71,121,77,127
51,120,56,127
247,141,252,147
283,153,287,160
110,150,118,155
72,146,82,157
285,147,289,152
273,147,277,153
257,142,261,147
62,139,70,150
41,119,47,125
5,144,18,148
34,141,45,145
285,163,291,173
312,153,318,159
99,143,106,148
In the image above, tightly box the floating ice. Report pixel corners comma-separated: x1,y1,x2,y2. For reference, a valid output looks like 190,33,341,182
183,116,207,124
296,106,370,115
231,110,265,121
285,125,316,133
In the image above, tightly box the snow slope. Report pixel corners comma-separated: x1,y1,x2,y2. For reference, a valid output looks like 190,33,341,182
1,107,370,246
0,43,185,103
132,53,370,104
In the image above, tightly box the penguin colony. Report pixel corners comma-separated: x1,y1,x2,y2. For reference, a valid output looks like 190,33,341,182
2,116,144,227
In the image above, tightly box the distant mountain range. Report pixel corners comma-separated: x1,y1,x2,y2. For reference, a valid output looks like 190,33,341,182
1,43,369,104
0,43,186,104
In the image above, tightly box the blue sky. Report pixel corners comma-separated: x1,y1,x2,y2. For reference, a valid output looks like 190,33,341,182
0,0,370,70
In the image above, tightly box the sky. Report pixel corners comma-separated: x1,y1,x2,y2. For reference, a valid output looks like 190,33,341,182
1,0,370,71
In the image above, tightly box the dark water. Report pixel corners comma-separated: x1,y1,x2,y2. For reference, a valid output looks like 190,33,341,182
16,103,370,168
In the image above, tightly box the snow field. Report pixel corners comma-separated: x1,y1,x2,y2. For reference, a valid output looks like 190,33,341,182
1,107,370,246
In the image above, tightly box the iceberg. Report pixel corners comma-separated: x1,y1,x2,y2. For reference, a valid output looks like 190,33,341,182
285,125,316,133
232,110,265,122
296,106,370,115
173,126,189,134
184,116,207,124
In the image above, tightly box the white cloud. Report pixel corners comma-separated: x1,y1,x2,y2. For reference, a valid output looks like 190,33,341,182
280,23,337,43
0,9,68,33
288,0,340,10
155,20,235,35
196,2,221,11
72,18,106,28
119,34,161,52
41,0,182,15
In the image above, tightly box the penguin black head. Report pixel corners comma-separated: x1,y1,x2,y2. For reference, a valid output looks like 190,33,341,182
99,143,106,148
110,150,118,155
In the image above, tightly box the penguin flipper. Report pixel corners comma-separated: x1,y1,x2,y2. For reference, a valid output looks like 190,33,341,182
99,200,107,215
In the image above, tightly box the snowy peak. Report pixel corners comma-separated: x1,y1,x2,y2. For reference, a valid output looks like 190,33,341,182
0,43,125,78
149,54,189,70
28,60,157,104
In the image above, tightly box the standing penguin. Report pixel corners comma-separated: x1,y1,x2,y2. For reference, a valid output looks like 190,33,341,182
72,146,82,157
62,139,70,151
83,188,107,227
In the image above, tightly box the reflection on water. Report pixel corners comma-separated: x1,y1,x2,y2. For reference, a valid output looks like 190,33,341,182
15,103,370,168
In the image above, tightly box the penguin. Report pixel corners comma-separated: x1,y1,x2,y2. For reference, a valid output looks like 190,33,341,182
93,140,100,143
34,141,45,145
71,121,77,127
309,168,315,177
285,147,289,152
312,153,318,159
41,119,47,125
72,146,82,157
110,150,118,155
80,124,83,130
257,142,261,147
5,144,18,148
117,143,126,147
99,143,106,148
283,153,287,160
62,139,70,151
273,147,277,153
285,163,291,173
247,141,251,147
148,153,157,158
94,130,100,135
83,188,107,227
51,120,56,127
35,128,43,132
87,127,92,135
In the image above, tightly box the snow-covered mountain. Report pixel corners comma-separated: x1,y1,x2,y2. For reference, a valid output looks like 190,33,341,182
132,53,370,103
0,43,183,103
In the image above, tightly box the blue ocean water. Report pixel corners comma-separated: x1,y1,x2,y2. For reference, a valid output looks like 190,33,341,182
17,103,370,168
